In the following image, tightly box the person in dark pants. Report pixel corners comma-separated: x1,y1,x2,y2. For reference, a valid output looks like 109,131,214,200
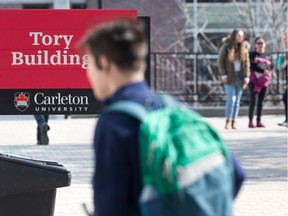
34,115,50,145
278,64,287,127
278,33,288,127
248,37,273,128
278,89,288,127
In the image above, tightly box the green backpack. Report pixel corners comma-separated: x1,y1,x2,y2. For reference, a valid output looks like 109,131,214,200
105,94,234,216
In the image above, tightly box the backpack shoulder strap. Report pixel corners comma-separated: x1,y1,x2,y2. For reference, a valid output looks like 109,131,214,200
103,93,179,120
157,93,179,107
103,101,147,121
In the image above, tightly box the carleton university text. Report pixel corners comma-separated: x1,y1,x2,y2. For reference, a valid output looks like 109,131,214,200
34,93,89,113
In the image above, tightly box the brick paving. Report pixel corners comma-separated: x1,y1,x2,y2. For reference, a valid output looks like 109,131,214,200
0,114,287,216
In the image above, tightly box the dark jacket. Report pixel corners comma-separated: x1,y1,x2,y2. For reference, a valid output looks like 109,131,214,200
93,81,245,216
93,82,162,216
249,51,273,74
249,51,273,93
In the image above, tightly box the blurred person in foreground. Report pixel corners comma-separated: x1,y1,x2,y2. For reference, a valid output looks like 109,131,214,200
218,29,250,130
80,18,245,216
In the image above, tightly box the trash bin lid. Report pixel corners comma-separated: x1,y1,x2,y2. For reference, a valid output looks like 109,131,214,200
0,153,69,173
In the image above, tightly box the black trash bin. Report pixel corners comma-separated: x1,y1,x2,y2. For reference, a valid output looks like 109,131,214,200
0,153,71,216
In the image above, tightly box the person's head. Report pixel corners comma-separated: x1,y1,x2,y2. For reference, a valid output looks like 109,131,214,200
230,29,244,45
80,18,148,100
254,37,266,53
226,29,248,61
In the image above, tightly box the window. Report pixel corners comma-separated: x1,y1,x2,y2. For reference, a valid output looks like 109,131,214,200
23,4,52,9
72,3,87,9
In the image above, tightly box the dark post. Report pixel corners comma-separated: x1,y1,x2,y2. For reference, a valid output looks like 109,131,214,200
140,17,151,86
98,0,102,9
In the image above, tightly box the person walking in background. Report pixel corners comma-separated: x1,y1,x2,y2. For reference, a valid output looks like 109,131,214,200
248,37,273,128
34,115,50,145
278,33,288,127
218,29,250,129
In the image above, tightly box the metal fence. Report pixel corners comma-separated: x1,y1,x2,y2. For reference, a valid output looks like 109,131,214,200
150,52,287,107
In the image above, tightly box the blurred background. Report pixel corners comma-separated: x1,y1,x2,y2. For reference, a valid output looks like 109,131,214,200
0,0,287,108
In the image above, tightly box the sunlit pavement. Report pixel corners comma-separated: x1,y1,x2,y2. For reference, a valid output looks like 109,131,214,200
0,114,287,216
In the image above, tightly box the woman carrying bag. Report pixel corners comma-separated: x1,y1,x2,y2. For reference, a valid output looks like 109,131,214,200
248,37,273,128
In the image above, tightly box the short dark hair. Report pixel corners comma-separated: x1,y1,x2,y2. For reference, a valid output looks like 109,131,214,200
80,18,148,73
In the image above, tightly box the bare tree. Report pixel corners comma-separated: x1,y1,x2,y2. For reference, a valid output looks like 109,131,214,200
233,0,287,51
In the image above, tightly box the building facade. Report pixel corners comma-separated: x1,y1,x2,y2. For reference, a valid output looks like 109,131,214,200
1,0,286,106
0,0,186,52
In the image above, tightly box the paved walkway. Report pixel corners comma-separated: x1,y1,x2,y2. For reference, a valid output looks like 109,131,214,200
0,114,287,216
208,115,288,216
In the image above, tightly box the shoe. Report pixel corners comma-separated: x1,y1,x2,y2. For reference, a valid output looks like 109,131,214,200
225,119,230,129
248,121,255,128
231,119,237,129
40,123,49,145
256,121,265,127
278,121,288,127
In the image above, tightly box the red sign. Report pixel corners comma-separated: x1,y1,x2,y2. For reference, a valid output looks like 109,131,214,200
0,9,137,89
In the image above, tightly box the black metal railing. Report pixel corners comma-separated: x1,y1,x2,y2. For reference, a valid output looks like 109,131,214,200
150,52,287,107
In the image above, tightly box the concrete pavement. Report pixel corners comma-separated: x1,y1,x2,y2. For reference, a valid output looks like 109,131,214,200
208,115,288,216
0,114,287,216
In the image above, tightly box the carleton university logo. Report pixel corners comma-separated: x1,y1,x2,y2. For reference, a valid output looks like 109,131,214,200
14,92,30,112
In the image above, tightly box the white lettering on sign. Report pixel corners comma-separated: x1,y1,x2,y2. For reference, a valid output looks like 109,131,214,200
11,50,88,69
11,52,23,65
29,32,73,49
34,93,89,105
11,32,89,69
